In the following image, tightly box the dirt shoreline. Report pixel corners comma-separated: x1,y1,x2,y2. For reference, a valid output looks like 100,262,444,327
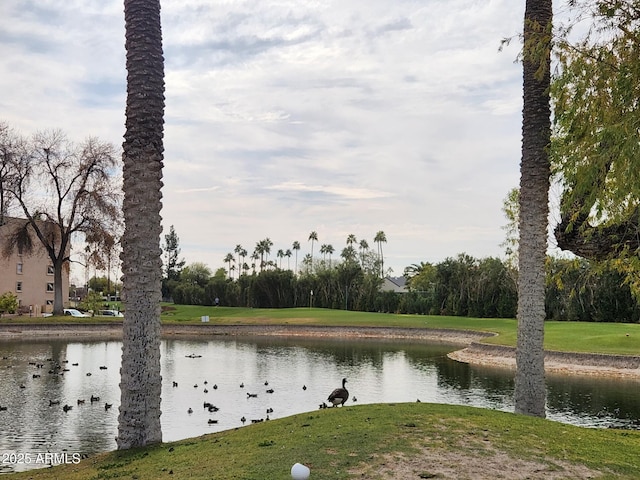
1,323,639,378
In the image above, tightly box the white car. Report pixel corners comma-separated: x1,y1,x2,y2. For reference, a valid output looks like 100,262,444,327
97,310,124,317
64,308,90,318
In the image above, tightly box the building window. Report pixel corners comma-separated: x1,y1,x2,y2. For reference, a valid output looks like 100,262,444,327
16,282,22,292
47,265,54,275
17,263,23,274
46,300,53,306
46,283,54,292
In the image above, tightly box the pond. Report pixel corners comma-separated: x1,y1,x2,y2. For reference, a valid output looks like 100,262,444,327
0,335,638,472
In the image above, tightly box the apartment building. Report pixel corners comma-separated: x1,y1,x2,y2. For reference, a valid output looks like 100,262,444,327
0,217,69,315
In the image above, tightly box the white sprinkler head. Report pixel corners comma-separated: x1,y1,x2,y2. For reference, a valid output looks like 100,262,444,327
291,462,310,479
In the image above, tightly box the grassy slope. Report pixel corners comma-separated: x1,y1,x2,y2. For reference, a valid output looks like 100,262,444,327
7,403,640,479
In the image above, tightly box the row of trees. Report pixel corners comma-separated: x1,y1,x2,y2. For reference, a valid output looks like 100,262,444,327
218,230,388,279
161,238,640,323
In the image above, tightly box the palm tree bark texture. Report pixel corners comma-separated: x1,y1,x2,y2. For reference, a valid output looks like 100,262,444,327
118,0,164,449
514,0,552,418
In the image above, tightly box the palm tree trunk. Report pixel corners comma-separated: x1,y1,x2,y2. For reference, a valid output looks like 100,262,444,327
117,0,165,449
514,0,552,418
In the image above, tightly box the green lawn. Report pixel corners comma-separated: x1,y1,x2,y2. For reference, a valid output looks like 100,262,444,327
160,305,640,355
3,305,640,356
7,403,640,479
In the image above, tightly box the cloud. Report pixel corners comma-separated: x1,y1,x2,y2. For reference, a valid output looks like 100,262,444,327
266,181,393,201
0,0,529,281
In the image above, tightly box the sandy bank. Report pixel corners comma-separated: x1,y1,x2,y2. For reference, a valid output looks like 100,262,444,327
1,323,638,378
449,342,640,378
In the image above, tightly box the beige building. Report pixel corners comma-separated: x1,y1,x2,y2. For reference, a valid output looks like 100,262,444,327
0,217,69,315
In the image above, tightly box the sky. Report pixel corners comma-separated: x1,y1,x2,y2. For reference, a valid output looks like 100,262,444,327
1,0,530,282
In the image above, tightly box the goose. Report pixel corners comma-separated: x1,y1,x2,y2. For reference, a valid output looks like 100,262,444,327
77,399,85,405
328,378,349,407
213,384,218,390
266,407,273,414
240,416,246,424
240,382,244,388
302,385,307,391
0,405,7,411
105,403,113,410
172,381,178,388
204,388,209,393
207,419,218,424
352,396,358,402
187,408,193,414
266,388,274,394
49,400,60,406
90,395,100,403
247,392,258,398
99,366,107,370
63,404,73,412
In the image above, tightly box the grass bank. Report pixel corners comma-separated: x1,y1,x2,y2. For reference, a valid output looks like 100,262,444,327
2,305,640,356
7,403,640,479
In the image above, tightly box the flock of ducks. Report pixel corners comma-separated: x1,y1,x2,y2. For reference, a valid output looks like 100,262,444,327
0,356,114,413
0,354,356,428
175,376,354,426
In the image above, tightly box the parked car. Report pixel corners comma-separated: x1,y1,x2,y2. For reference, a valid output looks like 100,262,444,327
64,308,90,318
97,310,124,317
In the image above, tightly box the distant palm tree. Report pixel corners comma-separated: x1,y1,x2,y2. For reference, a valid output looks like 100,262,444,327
250,251,259,274
277,249,284,269
118,0,164,450
308,231,318,272
223,253,235,279
292,241,300,275
234,244,243,274
374,231,387,278
239,248,247,276
263,238,273,268
285,248,292,270
326,244,335,268
346,234,357,247
359,239,369,266
320,244,329,263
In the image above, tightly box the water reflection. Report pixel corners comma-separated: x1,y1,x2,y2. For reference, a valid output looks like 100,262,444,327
0,336,638,473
